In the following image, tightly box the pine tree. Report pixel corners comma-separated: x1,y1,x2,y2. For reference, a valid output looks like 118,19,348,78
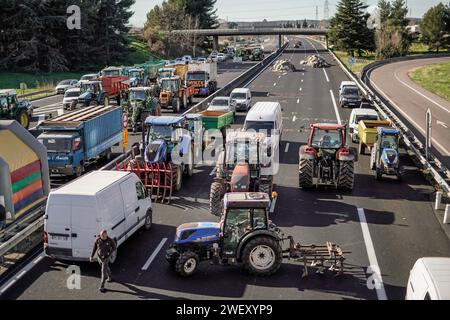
420,3,450,53
185,0,217,29
328,0,375,56
377,0,391,29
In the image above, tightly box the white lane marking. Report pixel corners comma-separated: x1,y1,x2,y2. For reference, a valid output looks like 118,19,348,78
296,98,300,104
329,89,342,124
284,142,290,153
141,238,168,271
302,73,305,76
33,255,44,264
0,280,16,294
278,75,281,79
299,87,302,91
370,79,450,155
301,79,304,83
37,115,45,125
437,120,448,128
243,48,286,87
209,167,217,176
273,82,277,86
57,109,64,116
394,70,449,113
323,68,330,82
293,115,297,122
357,208,388,300
269,196,277,213
15,270,27,279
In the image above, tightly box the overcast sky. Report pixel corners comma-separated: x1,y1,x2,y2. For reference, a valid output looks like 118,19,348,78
130,0,443,27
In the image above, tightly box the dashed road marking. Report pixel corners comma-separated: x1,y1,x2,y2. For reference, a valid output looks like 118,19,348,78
329,89,341,124
284,142,290,153
141,238,168,271
437,120,448,128
293,115,297,122
297,98,300,104
323,68,330,82
273,82,277,86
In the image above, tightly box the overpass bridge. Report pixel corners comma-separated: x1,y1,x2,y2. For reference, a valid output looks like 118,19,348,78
170,28,329,50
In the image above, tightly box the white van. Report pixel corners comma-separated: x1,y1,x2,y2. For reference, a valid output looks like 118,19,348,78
44,170,152,263
406,257,450,300
348,108,379,142
230,88,252,112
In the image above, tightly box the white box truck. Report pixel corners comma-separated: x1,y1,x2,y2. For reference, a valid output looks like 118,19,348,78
186,61,218,96
44,170,153,263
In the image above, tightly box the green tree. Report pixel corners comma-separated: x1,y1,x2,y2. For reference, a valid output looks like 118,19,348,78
328,0,375,56
302,19,308,28
377,0,392,28
185,0,217,29
420,3,450,53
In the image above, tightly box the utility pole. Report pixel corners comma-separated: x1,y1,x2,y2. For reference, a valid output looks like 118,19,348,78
324,0,329,20
316,6,319,27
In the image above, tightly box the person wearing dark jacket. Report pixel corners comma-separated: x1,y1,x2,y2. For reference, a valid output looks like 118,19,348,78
0,204,6,230
90,229,116,292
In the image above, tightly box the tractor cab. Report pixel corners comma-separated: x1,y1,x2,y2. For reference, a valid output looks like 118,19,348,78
128,68,144,79
309,123,346,150
158,68,176,83
100,66,124,77
371,127,401,180
144,116,187,163
80,81,102,94
160,76,180,93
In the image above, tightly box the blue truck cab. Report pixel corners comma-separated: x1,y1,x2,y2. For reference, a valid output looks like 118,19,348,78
37,106,122,176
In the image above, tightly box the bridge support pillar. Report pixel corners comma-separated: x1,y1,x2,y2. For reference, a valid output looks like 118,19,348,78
213,35,219,51
326,36,329,49
278,34,282,48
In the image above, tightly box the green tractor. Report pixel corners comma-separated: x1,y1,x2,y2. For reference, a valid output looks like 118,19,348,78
122,86,161,132
250,48,264,61
0,89,33,129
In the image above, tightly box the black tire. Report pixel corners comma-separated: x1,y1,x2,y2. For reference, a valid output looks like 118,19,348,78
188,95,193,104
375,168,382,181
172,98,180,113
105,148,112,161
358,141,366,155
241,237,282,276
259,180,272,195
175,252,199,277
298,158,313,189
210,181,224,216
337,161,354,190
103,96,109,106
144,209,152,231
182,91,187,109
89,100,98,107
186,148,194,177
173,165,183,191
16,109,30,129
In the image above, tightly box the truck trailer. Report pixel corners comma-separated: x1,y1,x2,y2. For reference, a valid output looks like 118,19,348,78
37,106,123,177
186,61,218,96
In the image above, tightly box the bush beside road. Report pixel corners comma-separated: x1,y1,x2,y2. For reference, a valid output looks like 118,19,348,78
409,61,450,102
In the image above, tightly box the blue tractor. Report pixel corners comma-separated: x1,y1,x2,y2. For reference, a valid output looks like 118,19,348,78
76,80,109,107
166,192,348,277
127,68,150,87
370,127,402,180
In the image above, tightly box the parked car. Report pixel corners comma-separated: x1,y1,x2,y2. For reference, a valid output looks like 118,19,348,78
406,257,450,300
348,108,379,143
182,55,193,64
55,79,79,94
196,57,207,63
207,96,234,113
209,53,218,62
62,87,81,110
44,170,153,263
230,88,252,112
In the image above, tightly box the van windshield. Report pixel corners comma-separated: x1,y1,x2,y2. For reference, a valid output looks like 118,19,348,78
355,115,378,123
244,121,274,137
231,93,246,99
39,137,72,152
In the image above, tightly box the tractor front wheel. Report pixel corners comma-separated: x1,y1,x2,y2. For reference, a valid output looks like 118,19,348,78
242,237,282,276
298,158,313,189
210,181,224,216
16,109,30,129
175,251,199,277
172,98,180,113
182,91,188,109
173,165,183,191
337,160,354,190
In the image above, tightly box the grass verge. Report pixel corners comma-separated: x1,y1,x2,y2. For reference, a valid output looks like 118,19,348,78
409,61,450,102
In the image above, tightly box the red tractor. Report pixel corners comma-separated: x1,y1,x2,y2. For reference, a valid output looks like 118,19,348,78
298,123,357,190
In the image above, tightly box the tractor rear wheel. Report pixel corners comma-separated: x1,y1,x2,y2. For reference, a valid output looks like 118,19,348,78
242,237,282,276
182,91,188,109
337,160,354,190
89,100,98,107
210,181,224,216
103,96,109,106
172,165,183,191
172,98,180,113
298,158,313,189
16,109,30,129
175,251,199,277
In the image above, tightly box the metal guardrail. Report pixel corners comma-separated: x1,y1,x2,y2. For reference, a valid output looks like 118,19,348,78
18,89,56,101
328,48,450,197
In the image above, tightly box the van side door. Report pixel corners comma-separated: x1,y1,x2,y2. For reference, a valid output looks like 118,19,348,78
120,177,140,239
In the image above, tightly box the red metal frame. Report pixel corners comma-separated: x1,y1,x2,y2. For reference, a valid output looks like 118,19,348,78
308,123,347,147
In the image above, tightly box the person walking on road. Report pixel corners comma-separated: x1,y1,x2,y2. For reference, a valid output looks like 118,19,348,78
90,229,116,293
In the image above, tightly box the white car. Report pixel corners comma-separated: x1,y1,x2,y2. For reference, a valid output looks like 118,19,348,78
348,108,379,142
196,57,207,63
406,257,450,300
79,74,98,82
55,79,79,94
230,88,252,112
44,170,153,263
209,54,218,62
62,88,81,110
182,55,193,64
217,53,226,62
207,96,234,113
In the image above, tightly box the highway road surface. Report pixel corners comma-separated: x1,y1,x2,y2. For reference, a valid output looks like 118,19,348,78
368,57,450,168
3,38,450,300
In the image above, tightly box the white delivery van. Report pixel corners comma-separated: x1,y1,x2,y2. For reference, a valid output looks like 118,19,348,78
348,108,379,142
230,88,252,112
406,257,450,300
44,170,152,263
